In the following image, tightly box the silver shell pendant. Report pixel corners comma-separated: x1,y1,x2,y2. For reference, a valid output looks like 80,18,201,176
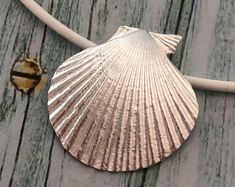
48,26,199,172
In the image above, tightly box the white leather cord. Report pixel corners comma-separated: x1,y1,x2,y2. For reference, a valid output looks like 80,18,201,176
20,0,235,93
20,0,96,49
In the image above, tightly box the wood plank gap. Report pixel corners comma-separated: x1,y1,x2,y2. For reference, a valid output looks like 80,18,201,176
177,0,195,69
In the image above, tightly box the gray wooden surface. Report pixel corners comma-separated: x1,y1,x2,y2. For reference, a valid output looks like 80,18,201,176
0,0,235,186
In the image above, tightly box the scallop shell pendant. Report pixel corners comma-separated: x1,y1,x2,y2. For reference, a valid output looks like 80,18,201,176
48,26,199,172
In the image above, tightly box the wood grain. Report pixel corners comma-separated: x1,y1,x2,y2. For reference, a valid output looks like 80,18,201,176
0,0,234,186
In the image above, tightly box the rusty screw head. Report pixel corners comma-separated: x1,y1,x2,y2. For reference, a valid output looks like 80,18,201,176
10,56,47,95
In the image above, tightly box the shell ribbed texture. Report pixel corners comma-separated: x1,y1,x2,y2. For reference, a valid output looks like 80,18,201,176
48,29,198,172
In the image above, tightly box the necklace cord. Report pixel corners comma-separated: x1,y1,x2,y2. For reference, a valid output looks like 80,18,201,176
20,0,235,93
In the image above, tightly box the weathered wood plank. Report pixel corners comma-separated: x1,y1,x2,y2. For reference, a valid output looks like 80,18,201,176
0,0,47,186
3,0,77,186
157,1,235,187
